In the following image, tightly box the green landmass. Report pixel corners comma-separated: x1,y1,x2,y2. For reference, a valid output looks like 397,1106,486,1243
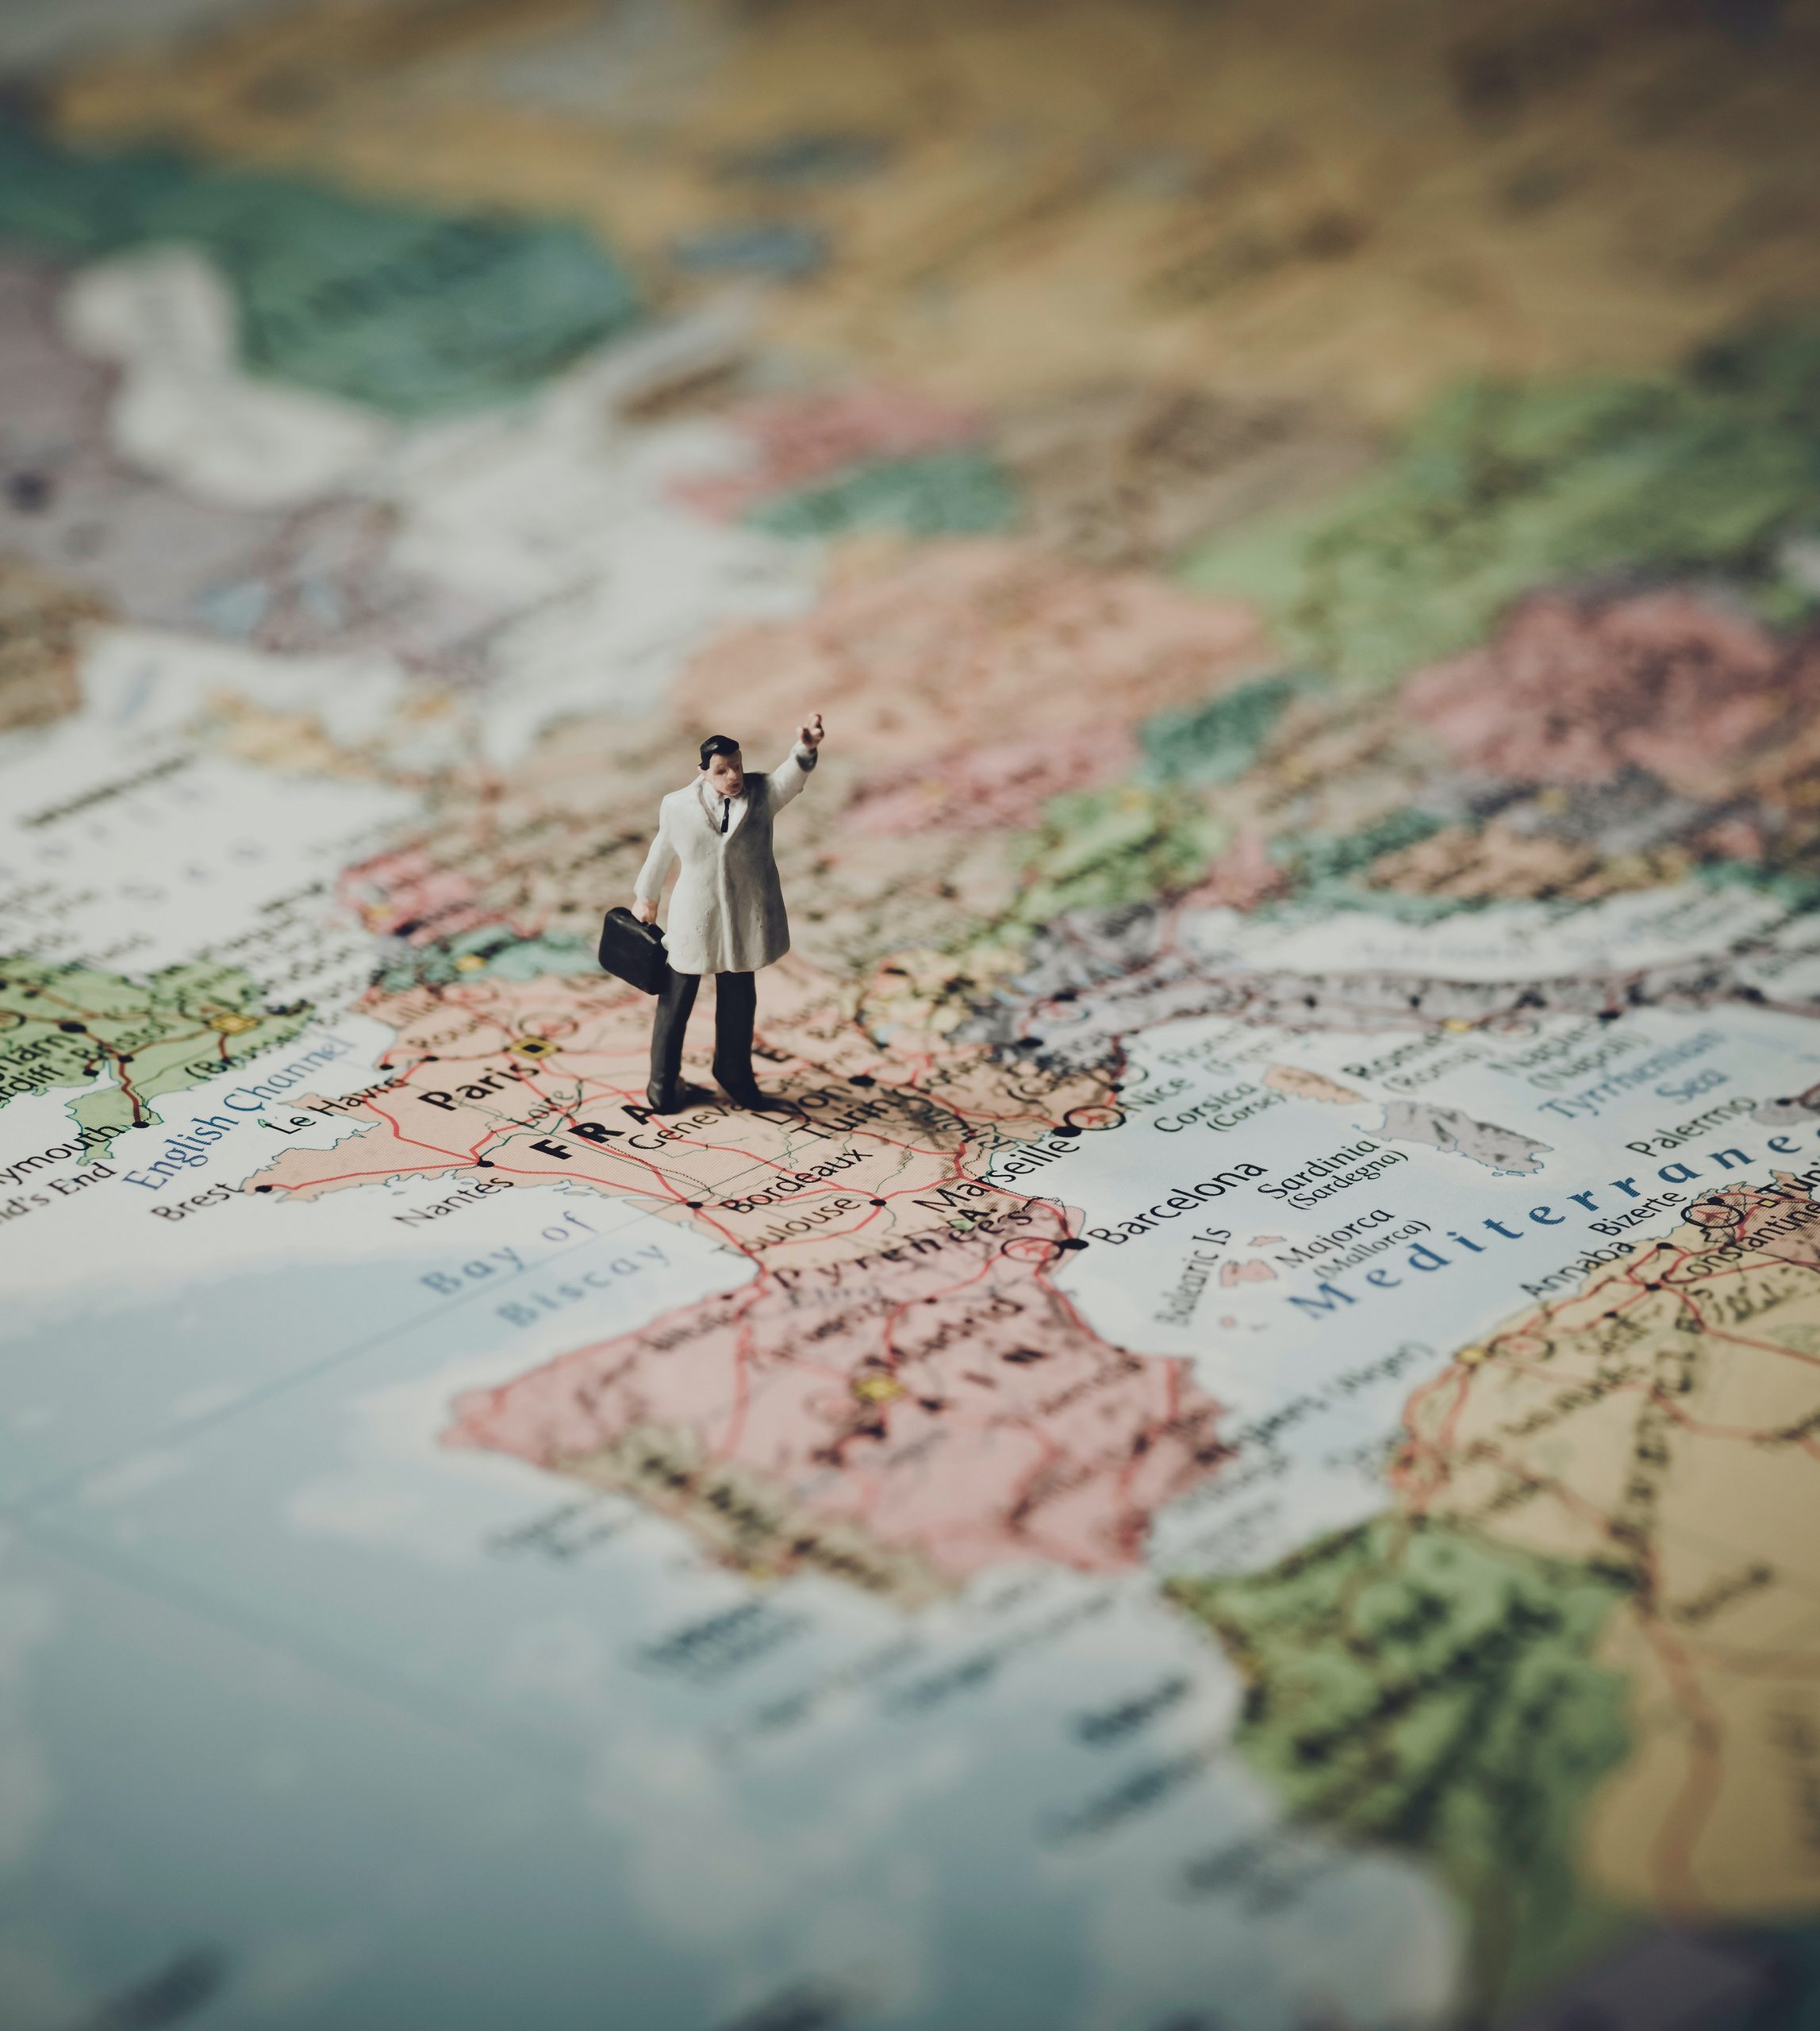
1139,673,1302,785
746,447,1018,540
1703,857,1820,914
0,113,639,417
995,717,1446,932
1168,1515,1634,2017
0,954,313,1135
1010,782,1223,924
1275,808,1448,898
1290,881,1476,926
1181,321,1820,683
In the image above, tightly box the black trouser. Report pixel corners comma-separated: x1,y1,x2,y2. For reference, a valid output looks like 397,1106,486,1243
649,968,755,1097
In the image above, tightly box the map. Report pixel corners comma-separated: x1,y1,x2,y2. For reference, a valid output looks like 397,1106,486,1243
3,2,1820,2026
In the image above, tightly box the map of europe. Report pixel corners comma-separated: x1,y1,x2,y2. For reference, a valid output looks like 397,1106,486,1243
3,2,1820,2026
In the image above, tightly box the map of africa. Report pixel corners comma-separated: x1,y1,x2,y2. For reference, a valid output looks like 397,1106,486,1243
3,2,1820,2026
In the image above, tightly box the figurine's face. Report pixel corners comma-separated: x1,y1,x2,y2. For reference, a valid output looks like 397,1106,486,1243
703,750,746,799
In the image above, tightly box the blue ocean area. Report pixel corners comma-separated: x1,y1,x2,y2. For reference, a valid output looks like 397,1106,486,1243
0,1241,1450,2029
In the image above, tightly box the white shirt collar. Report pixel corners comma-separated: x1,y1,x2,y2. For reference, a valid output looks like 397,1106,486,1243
697,777,749,834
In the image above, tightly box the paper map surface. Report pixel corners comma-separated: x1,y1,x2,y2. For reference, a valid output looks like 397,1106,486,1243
4,2,1820,2026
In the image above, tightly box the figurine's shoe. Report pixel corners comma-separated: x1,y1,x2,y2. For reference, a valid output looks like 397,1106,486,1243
645,1080,712,1115
712,1064,795,1112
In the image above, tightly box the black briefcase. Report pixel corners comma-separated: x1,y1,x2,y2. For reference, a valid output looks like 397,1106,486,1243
597,907,670,994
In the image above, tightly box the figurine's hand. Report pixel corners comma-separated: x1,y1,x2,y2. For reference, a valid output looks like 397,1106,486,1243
632,897,658,925
799,711,824,751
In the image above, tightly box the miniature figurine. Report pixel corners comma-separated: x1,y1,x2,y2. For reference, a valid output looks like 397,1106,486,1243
632,713,825,1112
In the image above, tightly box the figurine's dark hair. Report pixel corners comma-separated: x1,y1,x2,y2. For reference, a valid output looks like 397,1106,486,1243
699,734,742,769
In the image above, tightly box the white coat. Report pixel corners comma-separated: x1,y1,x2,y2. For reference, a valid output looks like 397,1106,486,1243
633,743,817,976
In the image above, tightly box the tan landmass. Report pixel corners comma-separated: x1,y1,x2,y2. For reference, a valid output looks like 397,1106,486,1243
0,559,105,730
1392,1182,1820,1917
248,958,1108,1270
444,1200,1227,1598
53,0,1820,420
1261,1063,1363,1105
994,382,1377,570
1363,817,1695,907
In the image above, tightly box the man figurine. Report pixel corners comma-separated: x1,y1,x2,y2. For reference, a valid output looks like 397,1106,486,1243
632,713,825,1112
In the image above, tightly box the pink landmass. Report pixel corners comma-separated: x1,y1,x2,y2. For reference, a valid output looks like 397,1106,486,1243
1250,1234,1284,1246
340,845,486,944
1698,814,1769,863
848,725,1136,835
447,1203,1227,1593
1219,1257,1277,1287
243,963,1114,1275
673,385,984,520
1183,827,1288,911
677,539,1268,762
1403,589,1820,800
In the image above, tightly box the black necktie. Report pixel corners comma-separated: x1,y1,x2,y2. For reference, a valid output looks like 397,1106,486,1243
720,797,731,834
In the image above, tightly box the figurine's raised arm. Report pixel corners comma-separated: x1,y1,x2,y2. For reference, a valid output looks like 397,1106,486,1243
766,710,824,815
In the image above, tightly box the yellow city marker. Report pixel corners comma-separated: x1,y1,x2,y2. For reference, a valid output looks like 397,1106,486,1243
454,953,486,972
852,1374,904,1403
1441,1018,1476,1033
509,1036,557,1059
206,1011,260,1035
1457,1344,1488,1367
